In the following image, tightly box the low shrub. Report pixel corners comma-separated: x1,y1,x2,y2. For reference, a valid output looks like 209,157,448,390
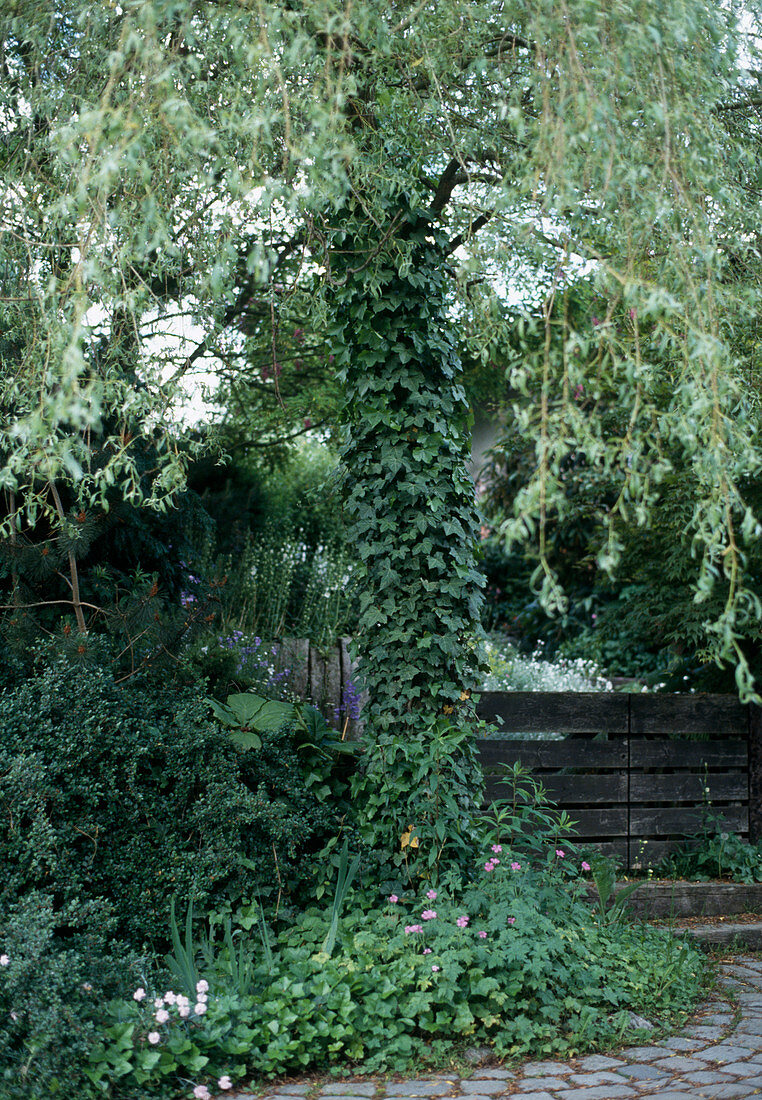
0,648,351,947
91,843,706,1098
0,892,142,1099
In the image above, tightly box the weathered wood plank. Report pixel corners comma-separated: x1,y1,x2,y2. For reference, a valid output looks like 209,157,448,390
280,637,309,701
477,692,629,734
630,693,747,736
630,739,747,769
629,773,748,803
485,773,627,805
308,644,326,710
630,805,749,836
563,807,628,837
581,840,629,865
477,739,628,769
750,705,762,844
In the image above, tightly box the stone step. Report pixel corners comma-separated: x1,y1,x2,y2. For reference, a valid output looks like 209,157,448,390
678,921,762,949
592,880,762,919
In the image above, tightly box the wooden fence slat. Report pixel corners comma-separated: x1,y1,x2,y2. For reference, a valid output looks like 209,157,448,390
630,805,749,836
477,739,628,769
630,739,748,768
629,773,748,803
629,693,747,736
562,807,629,837
477,692,629,734
485,773,627,805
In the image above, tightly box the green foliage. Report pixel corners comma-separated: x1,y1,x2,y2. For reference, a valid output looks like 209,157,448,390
0,892,140,1099
659,831,762,885
587,857,645,925
91,848,705,1095
475,762,580,856
214,533,357,648
0,649,351,947
331,203,487,856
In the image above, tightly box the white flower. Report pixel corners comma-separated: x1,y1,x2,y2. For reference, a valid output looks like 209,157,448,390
155,1008,169,1024
218,1077,233,1091
193,1086,211,1100
194,1001,207,1016
195,979,209,994
163,991,177,1005
0,955,9,967
178,1004,191,1018
147,1031,161,1045
195,992,208,1004
153,997,164,1008
176,994,190,1008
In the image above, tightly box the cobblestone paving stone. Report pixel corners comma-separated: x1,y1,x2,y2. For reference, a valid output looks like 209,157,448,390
228,956,762,1100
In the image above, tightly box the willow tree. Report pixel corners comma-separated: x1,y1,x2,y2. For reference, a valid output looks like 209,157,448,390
2,0,760,858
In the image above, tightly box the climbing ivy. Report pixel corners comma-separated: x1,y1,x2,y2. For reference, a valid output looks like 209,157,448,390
329,203,486,862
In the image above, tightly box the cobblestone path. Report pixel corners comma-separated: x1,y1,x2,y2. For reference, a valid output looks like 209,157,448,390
226,955,762,1100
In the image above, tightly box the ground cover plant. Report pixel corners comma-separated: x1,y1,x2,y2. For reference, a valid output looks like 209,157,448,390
87,841,706,1099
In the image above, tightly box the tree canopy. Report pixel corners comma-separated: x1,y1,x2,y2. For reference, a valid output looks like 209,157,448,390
2,5,761,765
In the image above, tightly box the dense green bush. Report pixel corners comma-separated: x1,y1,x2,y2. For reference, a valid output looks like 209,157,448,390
0,650,350,948
0,892,140,1099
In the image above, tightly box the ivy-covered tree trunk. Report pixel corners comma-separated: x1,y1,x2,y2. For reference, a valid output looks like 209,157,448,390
330,206,486,866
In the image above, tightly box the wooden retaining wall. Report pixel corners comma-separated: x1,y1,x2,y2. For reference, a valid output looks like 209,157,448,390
476,691,761,868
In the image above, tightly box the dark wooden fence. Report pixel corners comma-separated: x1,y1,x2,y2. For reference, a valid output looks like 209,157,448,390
475,691,762,868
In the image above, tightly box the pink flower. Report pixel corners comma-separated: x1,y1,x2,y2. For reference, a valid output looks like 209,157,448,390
155,1008,169,1024
431,965,440,972
582,861,591,872
484,861,495,872
147,1031,161,1045
194,1002,208,1015
491,858,500,865
218,1078,233,1091
477,930,488,939
426,889,437,901
196,979,209,994
194,1088,211,1100
456,915,469,928
404,924,423,934
133,987,146,1001
629,307,636,321
388,894,399,904
421,909,437,920
510,861,521,871
491,844,502,854
423,948,432,955
507,917,516,925
556,849,565,858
